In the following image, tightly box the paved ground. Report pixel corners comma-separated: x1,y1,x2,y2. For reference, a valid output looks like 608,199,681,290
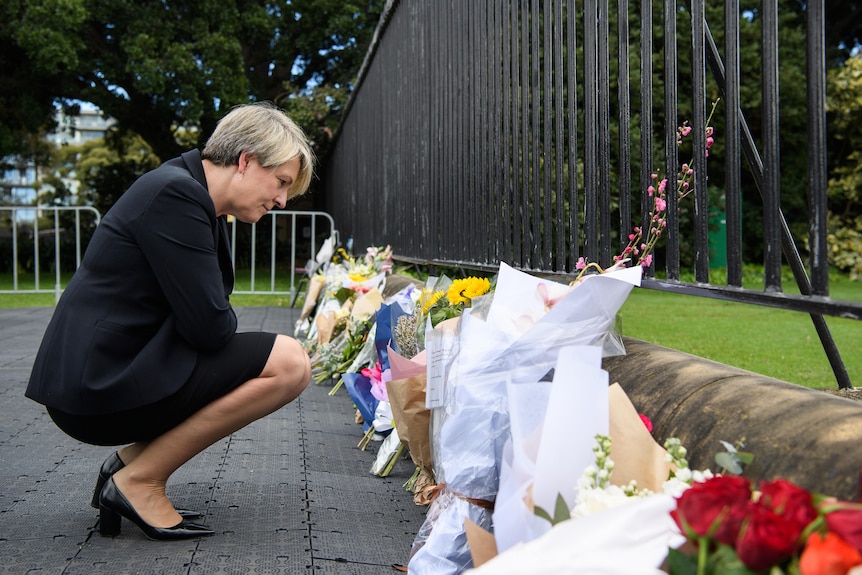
0,306,426,574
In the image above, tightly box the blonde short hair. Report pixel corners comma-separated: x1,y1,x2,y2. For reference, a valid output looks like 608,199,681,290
202,102,315,196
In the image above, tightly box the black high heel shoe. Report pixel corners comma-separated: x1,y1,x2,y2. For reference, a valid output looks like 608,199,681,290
91,452,202,519
99,477,214,540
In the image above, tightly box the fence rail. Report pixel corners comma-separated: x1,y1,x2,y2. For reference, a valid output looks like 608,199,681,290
320,0,860,388
0,206,101,300
0,206,336,301
227,210,337,296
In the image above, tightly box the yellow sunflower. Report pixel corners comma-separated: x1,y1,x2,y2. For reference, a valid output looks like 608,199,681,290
446,277,491,305
421,290,445,315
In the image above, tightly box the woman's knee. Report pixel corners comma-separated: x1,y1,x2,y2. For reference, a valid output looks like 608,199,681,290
266,335,311,402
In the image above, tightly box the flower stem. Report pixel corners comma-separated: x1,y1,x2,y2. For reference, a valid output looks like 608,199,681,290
328,377,345,396
357,426,375,450
380,443,406,477
403,466,421,492
572,262,607,284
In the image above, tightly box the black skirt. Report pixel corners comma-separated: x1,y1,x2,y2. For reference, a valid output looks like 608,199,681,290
47,331,278,445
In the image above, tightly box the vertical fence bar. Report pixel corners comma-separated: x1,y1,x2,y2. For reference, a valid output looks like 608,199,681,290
640,0,654,277
290,213,298,293
762,0,782,291
691,0,709,283
430,1,441,260
566,0,580,270
249,222,257,291
542,0,553,270
270,213,277,292
584,0,599,262
490,0,502,265
477,0,488,264
511,2,521,266
617,0,632,259
33,208,40,290
807,0,829,296
529,0,539,269
457,0,468,263
724,0,743,288
663,0,680,280
554,0,566,271
53,210,61,302
12,209,19,290
597,0,611,265
520,0,531,267
499,0,510,265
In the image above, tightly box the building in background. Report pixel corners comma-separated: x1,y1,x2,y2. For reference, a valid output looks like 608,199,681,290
1,105,115,206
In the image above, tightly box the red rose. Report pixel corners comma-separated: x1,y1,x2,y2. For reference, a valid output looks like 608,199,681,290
671,475,752,545
825,503,862,554
759,478,818,535
736,503,800,571
799,532,862,575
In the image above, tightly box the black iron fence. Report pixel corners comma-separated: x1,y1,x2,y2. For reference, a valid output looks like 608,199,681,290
320,0,860,387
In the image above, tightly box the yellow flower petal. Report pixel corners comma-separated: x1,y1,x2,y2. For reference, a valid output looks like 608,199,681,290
446,277,491,305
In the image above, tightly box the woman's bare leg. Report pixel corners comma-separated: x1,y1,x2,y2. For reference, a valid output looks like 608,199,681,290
109,335,310,527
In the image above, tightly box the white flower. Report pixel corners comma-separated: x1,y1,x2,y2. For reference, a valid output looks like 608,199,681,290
571,484,632,518
568,434,714,523
691,469,714,483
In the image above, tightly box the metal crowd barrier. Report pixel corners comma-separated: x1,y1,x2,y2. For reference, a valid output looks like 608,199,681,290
0,206,336,302
0,206,101,301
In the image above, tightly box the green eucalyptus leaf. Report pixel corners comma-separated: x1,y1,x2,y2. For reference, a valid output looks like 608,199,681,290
715,452,744,475
533,505,553,524
719,440,738,453
735,451,755,465
552,493,571,524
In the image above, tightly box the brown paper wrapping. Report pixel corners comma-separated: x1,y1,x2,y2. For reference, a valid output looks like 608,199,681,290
385,373,435,501
314,311,338,345
466,518,499,568
299,275,325,322
351,288,383,321
608,382,673,492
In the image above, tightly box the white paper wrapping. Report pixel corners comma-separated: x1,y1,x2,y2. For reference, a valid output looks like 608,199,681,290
407,263,642,575
467,493,685,575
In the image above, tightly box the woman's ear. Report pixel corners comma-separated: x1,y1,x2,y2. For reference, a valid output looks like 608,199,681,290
237,151,250,175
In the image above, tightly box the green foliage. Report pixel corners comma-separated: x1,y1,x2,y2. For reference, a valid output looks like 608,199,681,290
667,542,761,575
1,0,385,167
533,493,572,527
826,215,862,281
277,82,350,163
715,439,754,476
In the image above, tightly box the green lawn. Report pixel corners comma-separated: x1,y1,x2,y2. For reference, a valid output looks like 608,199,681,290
617,275,862,390
0,270,303,308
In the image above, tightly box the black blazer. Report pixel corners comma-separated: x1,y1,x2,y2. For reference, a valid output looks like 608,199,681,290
26,150,238,415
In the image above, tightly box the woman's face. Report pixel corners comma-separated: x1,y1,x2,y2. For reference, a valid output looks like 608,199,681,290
231,152,301,223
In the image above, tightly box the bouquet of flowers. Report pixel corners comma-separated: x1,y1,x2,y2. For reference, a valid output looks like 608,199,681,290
407,263,642,574
668,475,862,574
468,423,862,575
301,245,394,385
467,422,708,574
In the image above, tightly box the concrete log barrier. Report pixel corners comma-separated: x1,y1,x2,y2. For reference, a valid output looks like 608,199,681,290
603,337,862,501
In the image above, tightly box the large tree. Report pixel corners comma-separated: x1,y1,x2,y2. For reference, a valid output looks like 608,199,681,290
1,0,384,163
